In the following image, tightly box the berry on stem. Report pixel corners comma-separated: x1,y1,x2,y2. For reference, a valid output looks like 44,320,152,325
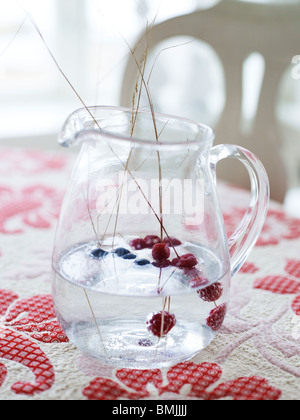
172,253,198,269
198,282,223,302
152,260,171,268
130,238,147,250
206,303,227,331
147,311,176,338
144,235,161,248
152,243,170,262
163,237,182,247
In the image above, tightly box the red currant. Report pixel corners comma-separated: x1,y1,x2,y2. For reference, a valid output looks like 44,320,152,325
198,282,223,302
146,311,176,337
152,260,172,268
163,237,182,247
144,235,161,248
130,238,147,250
206,303,227,331
172,253,197,269
152,243,170,262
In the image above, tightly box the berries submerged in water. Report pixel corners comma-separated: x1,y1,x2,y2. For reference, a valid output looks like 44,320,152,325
129,235,198,274
163,237,182,247
172,253,197,269
198,282,223,302
122,253,137,260
206,303,227,331
135,259,151,266
130,235,161,250
90,248,108,259
114,248,131,257
130,235,182,251
130,238,147,250
152,260,172,268
152,243,170,262
144,235,161,248
146,311,176,337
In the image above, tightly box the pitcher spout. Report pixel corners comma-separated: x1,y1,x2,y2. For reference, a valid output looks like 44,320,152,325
58,107,102,148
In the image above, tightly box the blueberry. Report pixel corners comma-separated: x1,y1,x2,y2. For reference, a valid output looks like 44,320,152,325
114,248,131,257
90,248,108,259
122,253,137,260
135,259,151,266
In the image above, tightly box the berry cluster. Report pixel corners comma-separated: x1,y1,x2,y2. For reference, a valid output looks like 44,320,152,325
89,247,151,267
197,281,225,331
90,235,226,336
130,235,182,251
90,236,199,273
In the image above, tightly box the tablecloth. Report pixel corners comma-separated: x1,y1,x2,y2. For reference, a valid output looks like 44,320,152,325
0,147,300,401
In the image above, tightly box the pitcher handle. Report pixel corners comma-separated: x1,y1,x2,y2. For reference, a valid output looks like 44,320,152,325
210,144,270,277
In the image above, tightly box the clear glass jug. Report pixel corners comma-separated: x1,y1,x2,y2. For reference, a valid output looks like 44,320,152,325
52,106,269,368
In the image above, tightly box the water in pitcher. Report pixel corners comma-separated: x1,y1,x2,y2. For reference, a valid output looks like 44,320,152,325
52,235,230,369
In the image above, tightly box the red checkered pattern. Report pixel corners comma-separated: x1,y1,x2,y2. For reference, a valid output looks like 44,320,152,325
254,259,300,319
254,276,300,295
0,326,54,394
0,291,67,395
82,361,281,401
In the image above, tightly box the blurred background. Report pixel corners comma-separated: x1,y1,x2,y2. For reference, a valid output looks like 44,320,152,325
0,0,300,213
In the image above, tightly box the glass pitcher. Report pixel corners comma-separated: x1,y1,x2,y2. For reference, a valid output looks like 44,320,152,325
52,106,269,369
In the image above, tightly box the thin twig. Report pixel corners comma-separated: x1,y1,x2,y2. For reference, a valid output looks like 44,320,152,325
0,15,27,58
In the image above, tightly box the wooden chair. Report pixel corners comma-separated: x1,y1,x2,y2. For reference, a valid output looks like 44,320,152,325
120,0,300,203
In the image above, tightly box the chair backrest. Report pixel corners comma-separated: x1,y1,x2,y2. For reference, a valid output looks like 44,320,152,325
120,0,300,203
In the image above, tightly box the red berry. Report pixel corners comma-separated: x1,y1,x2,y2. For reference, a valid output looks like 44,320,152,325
152,260,172,268
163,237,182,247
130,238,147,250
172,253,197,269
144,235,161,248
147,311,176,337
198,282,223,302
152,243,170,261
206,303,227,331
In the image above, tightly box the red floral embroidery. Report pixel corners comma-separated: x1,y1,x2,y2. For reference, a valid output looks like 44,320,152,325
0,149,68,175
0,185,62,234
0,289,18,316
0,363,7,388
254,259,300,317
82,361,281,401
240,262,259,274
224,208,300,246
0,289,67,395
207,376,281,400
292,296,300,316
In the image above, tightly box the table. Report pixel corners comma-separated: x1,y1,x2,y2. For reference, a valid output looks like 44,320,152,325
0,147,300,401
